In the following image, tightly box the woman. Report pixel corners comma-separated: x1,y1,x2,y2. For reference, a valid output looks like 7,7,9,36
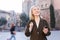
25,5,51,40
10,23,16,40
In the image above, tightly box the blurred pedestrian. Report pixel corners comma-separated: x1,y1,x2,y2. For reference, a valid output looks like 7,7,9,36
10,23,16,40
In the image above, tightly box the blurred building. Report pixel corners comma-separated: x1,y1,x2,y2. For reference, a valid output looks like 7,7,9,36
0,10,10,31
9,11,17,24
0,10,20,31
22,0,33,16
53,0,60,30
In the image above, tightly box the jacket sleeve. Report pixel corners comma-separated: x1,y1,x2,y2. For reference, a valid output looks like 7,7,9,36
25,21,31,37
43,20,51,36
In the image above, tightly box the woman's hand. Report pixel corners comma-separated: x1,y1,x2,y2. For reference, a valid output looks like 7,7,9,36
13,31,16,35
43,27,48,34
29,22,33,32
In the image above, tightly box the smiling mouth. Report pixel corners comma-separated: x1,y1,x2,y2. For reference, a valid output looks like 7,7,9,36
35,12,40,14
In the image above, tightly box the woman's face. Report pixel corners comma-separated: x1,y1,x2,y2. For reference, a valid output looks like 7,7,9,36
32,6,40,16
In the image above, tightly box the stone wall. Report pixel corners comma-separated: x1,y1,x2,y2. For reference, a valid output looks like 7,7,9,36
55,10,60,30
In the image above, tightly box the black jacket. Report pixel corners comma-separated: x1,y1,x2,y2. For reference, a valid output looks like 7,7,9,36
25,18,51,40
10,26,15,34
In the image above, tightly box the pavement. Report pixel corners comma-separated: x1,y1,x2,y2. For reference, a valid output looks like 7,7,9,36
0,31,60,40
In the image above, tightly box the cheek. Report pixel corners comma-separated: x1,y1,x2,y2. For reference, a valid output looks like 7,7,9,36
32,11,35,14
33,10,36,13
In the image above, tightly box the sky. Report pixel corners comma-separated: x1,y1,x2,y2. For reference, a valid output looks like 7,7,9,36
0,0,23,13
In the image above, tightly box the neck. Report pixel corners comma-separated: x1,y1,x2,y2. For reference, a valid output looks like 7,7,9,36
35,16,40,21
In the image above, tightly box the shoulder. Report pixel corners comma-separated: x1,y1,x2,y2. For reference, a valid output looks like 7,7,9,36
28,20,34,23
41,18,49,27
41,18,47,22
41,18,48,24
27,20,34,25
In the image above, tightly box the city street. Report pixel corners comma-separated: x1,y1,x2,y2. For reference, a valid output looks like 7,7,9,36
0,31,60,40
0,0,60,40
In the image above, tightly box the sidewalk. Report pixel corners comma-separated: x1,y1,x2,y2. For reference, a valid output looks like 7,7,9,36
0,31,60,40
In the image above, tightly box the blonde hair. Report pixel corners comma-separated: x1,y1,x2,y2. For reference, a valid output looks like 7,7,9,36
29,5,40,20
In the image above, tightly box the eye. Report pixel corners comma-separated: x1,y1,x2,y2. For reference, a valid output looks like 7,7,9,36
34,9,36,10
37,8,39,10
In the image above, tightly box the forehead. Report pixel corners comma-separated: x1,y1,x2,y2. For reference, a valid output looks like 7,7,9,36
32,6,40,9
